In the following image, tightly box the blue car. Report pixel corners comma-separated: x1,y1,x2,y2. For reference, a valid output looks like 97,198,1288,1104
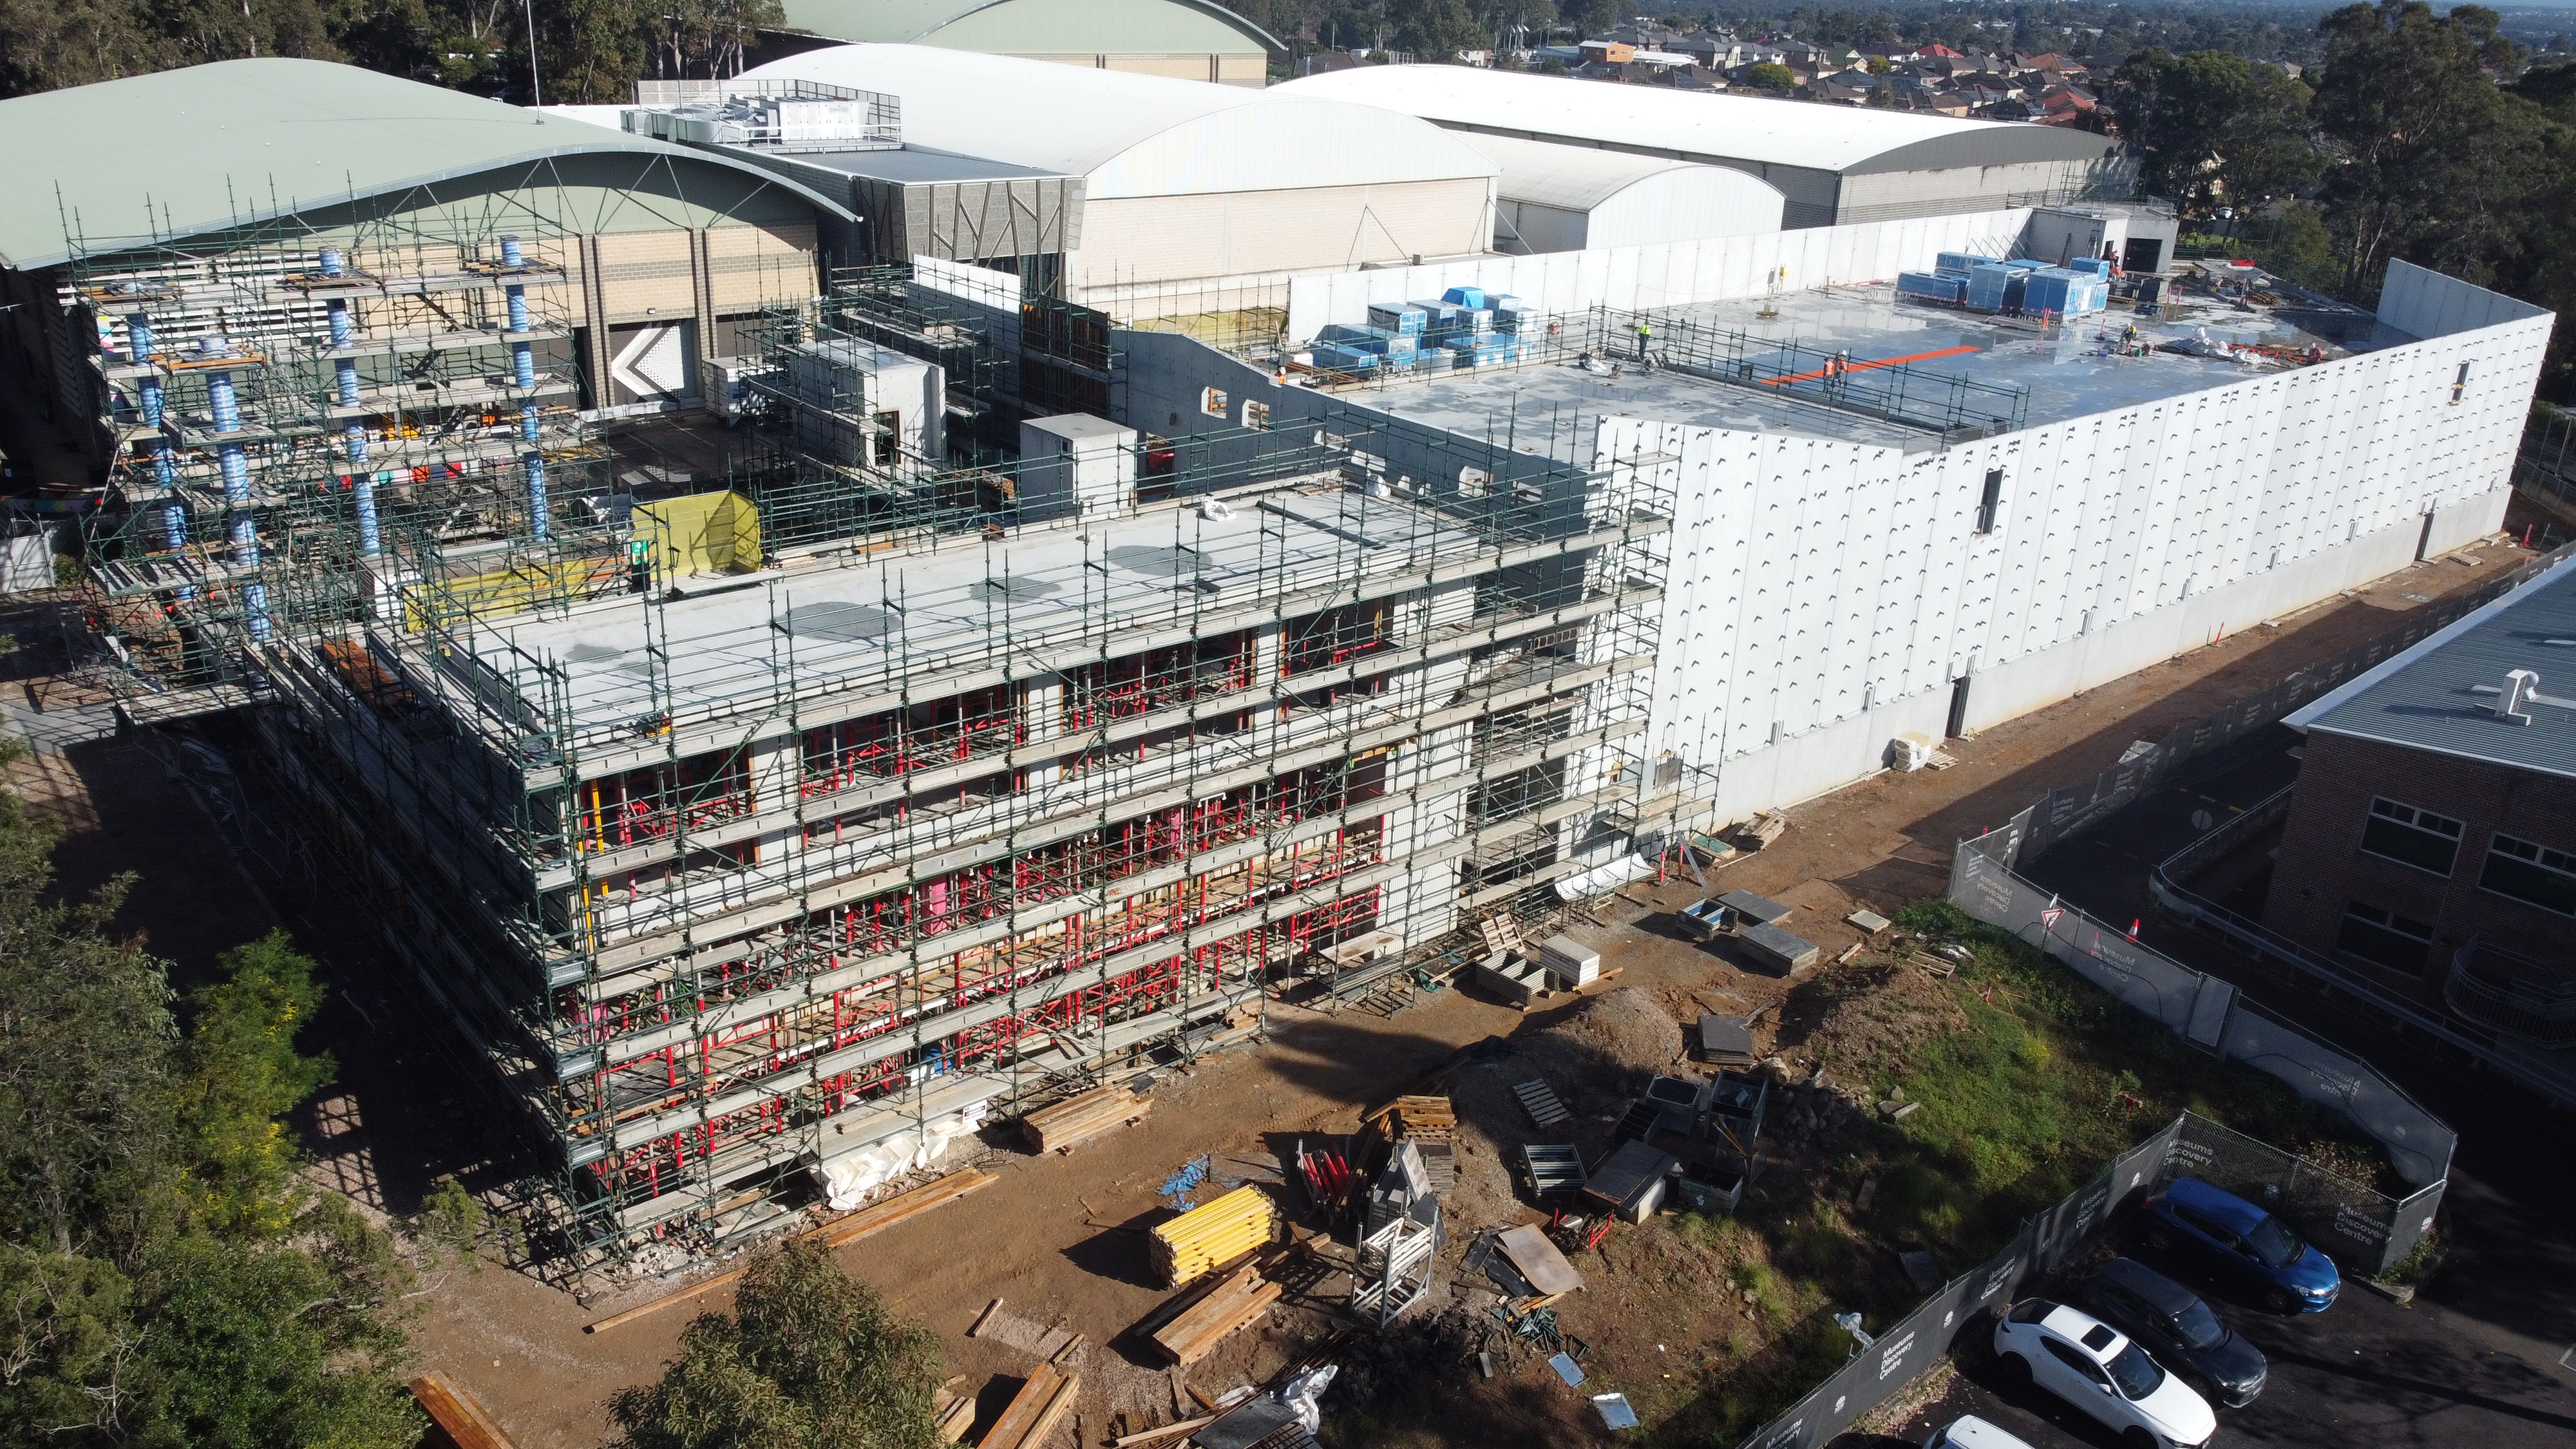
2140,1177,2339,1314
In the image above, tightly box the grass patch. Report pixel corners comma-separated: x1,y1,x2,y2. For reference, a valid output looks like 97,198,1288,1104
1850,898,2398,1264
1647,896,2401,1444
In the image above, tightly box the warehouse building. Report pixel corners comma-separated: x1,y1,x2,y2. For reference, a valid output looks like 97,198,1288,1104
2263,560,2576,1041
766,0,1279,87
1464,134,1787,254
741,46,1499,316
1273,64,2126,228
0,58,853,480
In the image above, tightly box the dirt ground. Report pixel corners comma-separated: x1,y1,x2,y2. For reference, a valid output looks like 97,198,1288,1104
1,531,2540,1448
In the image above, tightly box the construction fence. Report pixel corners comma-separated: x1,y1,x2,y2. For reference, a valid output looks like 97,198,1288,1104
1949,813,2451,1253
2151,788,2576,1110
2008,538,2576,864
1739,1111,2392,1449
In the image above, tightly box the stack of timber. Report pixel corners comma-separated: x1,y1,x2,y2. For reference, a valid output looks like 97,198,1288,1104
1148,1185,1276,1287
1021,1086,1151,1154
1372,1094,1457,1197
1150,1264,1283,1365
979,1363,1079,1449
931,1377,976,1443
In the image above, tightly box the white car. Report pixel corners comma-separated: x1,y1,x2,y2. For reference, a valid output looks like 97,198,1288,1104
1926,1415,2038,1449
1992,1297,2217,1448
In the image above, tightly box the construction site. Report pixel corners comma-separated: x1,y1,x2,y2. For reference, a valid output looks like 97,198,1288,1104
63,199,1699,1261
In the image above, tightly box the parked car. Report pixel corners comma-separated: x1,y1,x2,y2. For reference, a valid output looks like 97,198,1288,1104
1925,1414,2039,1448
2074,1256,2269,1406
2141,1176,2340,1314
1993,1297,2217,1448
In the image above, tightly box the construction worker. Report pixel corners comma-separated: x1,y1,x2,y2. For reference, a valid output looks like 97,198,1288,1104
1636,317,1652,361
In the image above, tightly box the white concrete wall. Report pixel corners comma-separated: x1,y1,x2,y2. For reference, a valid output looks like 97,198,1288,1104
1622,283,2553,825
1283,207,2031,344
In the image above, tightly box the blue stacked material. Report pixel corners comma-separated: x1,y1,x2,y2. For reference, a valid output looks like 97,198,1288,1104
1413,301,1467,337
1933,251,1983,277
1319,323,1417,357
2068,256,2112,280
1444,333,1516,366
2022,267,2109,316
1442,285,1487,308
1367,302,1429,335
1311,343,1378,374
1964,261,2027,312
1490,295,1535,332
1897,270,1969,304
1460,307,1495,334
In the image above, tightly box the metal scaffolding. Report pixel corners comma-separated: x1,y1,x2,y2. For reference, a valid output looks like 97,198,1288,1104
68,214,602,712
69,245,1687,1265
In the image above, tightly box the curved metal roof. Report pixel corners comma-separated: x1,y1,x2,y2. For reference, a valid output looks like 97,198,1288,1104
745,45,1496,198
1273,64,2116,176
1461,132,1783,213
779,0,1280,52
0,58,853,271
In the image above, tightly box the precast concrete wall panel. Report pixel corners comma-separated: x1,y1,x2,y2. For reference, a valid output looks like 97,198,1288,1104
1625,288,2552,824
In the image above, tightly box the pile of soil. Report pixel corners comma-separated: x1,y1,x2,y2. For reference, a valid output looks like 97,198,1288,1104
1443,989,1687,1231
1777,958,1971,1082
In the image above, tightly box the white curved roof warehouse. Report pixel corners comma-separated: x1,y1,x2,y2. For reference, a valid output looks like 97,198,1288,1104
1274,65,2122,228
1463,133,1785,253
744,46,1499,303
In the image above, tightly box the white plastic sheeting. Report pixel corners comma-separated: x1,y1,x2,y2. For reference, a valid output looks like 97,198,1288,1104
808,1096,990,1210
1283,207,2027,343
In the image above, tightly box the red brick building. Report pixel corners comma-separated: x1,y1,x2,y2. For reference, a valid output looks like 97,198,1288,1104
2264,561,2576,1044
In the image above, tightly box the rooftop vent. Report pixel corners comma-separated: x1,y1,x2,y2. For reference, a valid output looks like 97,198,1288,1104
624,80,900,153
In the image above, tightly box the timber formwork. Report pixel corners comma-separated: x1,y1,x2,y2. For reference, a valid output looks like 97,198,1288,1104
261,395,1674,1259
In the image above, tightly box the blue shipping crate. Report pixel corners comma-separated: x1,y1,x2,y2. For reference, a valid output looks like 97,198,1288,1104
2019,268,2076,314
1441,285,1487,309
1964,262,2019,311
1366,302,1428,334
1316,323,1376,345
2068,256,2112,279
1311,343,1378,373
1897,270,1968,303
1933,251,1983,277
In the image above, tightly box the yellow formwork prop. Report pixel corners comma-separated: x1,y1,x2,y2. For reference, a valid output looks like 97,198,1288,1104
1148,1184,1275,1286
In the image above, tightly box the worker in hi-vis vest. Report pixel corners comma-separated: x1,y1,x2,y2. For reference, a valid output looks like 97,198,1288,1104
1635,318,1652,360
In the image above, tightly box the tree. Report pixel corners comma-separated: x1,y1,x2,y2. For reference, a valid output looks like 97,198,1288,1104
1741,60,1797,90
611,1238,942,1449
0,772,424,1448
1390,0,1481,59
2110,48,2323,220
2310,1,2560,296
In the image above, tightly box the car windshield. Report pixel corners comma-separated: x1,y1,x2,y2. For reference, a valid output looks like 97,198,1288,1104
2108,1341,2166,1399
2244,1214,2306,1268
2173,1298,2227,1350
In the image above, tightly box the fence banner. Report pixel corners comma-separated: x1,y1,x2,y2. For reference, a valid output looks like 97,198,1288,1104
1952,848,2454,1272
1735,1119,2182,1449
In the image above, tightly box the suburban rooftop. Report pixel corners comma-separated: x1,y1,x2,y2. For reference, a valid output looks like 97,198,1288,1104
2287,558,2576,780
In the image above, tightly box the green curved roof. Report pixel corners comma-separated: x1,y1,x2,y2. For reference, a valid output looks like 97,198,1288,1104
0,58,854,271
779,0,1278,54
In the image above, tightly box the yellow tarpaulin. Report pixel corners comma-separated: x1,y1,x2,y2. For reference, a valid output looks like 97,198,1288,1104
635,491,761,579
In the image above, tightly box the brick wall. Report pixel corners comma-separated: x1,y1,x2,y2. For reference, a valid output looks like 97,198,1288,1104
2261,731,2576,998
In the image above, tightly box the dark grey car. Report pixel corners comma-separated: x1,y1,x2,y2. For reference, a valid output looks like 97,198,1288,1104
2074,1256,2269,1407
